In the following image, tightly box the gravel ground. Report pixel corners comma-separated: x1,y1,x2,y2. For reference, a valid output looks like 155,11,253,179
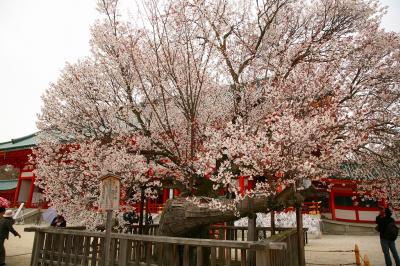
3,224,399,266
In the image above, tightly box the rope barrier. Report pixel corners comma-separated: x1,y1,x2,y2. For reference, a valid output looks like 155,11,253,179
307,244,371,266
307,262,356,266
306,249,354,253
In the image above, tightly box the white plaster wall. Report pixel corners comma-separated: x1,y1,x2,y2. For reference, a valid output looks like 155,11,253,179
17,180,31,202
335,209,356,220
358,210,379,221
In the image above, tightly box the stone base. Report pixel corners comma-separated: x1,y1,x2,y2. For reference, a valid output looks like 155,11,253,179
321,218,378,235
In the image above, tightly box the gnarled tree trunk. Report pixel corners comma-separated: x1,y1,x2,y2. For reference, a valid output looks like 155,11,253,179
158,188,303,237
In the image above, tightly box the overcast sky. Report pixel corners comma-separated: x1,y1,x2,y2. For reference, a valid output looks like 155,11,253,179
0,0,399,142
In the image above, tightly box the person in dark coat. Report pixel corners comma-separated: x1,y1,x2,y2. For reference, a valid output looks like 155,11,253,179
0,210,21,265
51,214,66,227
376,207,400,266
147,213,153,225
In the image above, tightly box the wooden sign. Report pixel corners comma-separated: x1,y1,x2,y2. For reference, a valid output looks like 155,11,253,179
99,174,120,211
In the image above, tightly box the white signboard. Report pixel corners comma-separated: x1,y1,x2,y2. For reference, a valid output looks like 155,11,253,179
99,174,120,211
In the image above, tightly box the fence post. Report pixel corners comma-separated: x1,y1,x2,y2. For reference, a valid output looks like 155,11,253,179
247,213,257,266
271,211,276,235
363,255,370,266
104,210,113,266
354,244,361,266
296,204,305,266
30,230,38,266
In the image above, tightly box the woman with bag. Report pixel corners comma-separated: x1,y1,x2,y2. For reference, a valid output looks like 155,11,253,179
376,207,400,266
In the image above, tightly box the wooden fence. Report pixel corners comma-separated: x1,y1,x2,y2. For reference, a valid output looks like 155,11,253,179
208,225,308,244
123,224,308,244
25,226,300,266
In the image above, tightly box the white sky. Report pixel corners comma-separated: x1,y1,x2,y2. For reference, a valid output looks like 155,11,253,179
0,0,399,142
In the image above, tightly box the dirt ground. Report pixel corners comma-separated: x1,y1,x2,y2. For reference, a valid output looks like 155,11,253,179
3,224,399,266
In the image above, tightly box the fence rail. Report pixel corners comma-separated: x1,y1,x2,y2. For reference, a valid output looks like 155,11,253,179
121,224,308,244
26,226,300,266
208,225,308,244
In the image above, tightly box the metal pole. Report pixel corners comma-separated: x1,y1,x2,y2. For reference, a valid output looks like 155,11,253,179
104,209,113,266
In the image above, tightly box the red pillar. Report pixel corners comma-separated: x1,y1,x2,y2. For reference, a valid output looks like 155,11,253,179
163,188,168,203
247,178,254,191
13,178,22,208
330,190,336,220
354,196,360,222
174,189,180,197
239,176,245,196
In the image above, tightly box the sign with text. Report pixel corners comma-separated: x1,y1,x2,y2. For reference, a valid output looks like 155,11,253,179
99,174,120,211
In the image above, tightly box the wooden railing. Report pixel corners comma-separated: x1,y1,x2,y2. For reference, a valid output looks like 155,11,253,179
122,224,159,235
121,224,308,244
25,226,299,266
209,225,308,244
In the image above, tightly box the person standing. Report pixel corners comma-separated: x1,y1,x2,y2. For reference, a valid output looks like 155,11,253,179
51,214,66,227
147,213,153,225
376,207,400,266
0,210,21,266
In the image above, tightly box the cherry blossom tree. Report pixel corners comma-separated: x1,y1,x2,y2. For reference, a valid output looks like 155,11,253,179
34,0,400,234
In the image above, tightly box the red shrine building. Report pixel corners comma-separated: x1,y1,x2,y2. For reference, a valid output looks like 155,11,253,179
0,133,42,208
0,133,397,225
0,133,182,212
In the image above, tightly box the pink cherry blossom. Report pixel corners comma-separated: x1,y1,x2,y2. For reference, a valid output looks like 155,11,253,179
33,0,400,225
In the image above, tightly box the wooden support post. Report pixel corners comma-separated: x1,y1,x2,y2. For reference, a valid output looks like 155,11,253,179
119,239,128,266
271,211,276,235
296,204,305,266
104,209,113,266
354,244,361,266
256,248,270,266
247,213,257,266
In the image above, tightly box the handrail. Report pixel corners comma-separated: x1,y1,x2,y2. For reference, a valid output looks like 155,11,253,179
209,225,308,231
25,226,287,250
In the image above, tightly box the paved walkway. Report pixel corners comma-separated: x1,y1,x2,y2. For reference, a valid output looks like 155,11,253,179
3,224,33,265
3,224,398,265
306,234,398,266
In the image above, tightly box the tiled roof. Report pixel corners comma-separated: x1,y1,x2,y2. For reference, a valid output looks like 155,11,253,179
0,179,18,191
0,133,37,152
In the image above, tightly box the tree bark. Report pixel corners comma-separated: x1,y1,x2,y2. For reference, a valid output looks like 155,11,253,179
157,188,302,237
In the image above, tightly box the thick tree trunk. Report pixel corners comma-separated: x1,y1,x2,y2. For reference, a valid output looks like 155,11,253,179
158,188,302,237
